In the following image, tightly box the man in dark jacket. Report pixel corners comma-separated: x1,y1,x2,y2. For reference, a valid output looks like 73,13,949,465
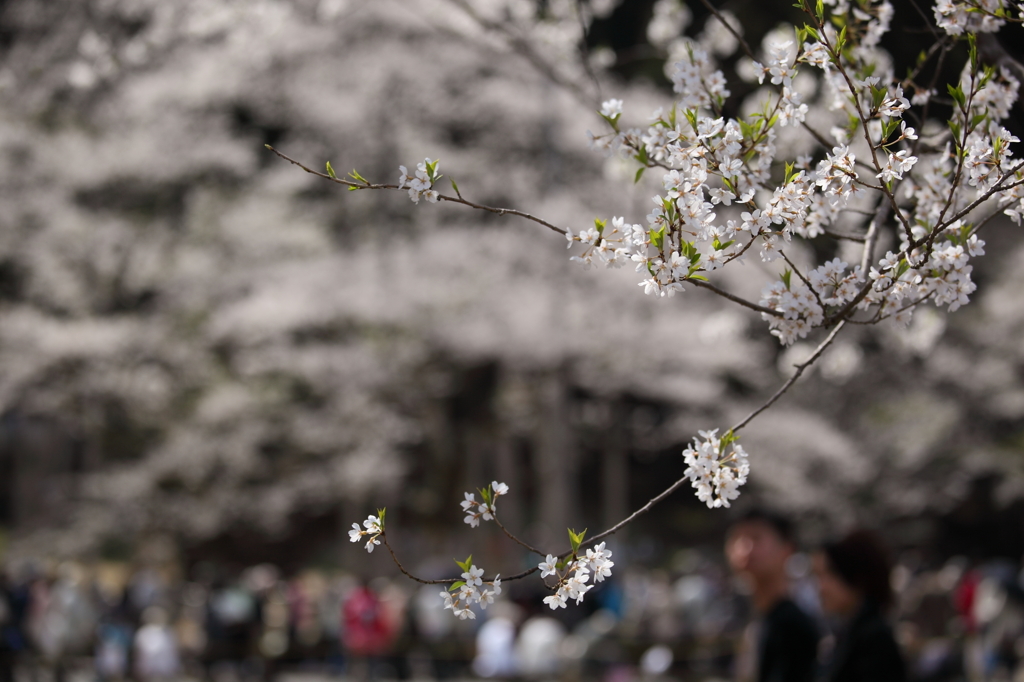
726,510,820,682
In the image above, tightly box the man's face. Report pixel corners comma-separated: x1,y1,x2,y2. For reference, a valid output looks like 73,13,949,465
726,520,792,581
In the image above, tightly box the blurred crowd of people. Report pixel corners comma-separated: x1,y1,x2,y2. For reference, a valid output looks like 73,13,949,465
1,533,1024,682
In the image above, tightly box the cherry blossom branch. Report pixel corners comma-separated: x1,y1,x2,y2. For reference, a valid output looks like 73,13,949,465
266,145,568,236
937,159,1024,235
812,12,916,242
729,320,847,433
268,146,788,320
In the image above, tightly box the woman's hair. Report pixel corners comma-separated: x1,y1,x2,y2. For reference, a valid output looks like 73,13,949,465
823,529,894,609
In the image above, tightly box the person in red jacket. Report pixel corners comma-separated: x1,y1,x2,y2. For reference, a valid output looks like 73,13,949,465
342,583,393,680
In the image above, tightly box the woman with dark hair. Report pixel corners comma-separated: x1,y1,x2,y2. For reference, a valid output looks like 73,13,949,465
813,530,907,682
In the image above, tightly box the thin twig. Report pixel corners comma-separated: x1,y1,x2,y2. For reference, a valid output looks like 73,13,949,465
572,0,603,105
588,475,694,545
695,0,756,63
382,534,540,584
860,198,890,273
690,279,785,318
382,535,456,585
443,0,594,106
822,229,867,242
780,250,826,311
266,145,568,236
729,320,846,433
492,513,547,557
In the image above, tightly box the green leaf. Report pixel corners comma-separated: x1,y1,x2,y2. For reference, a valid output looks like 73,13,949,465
947,83,966,110
455,555,473,572
650,226,666,251
636,146,649,166
348,169,368,184
635,166,646,184
450,177,461,195
449,581,466,592
948,119,962,143
815,0,824,21
871,84,887,110
599,112,621,130
568,528,587,554
781,268,793,290
688,273,709,281
720,429,739,448
377,508,386,528
685,108,699,133
326,161,337,179
479,486,492,506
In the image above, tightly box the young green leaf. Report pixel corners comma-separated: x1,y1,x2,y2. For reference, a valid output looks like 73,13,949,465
326,161,337,179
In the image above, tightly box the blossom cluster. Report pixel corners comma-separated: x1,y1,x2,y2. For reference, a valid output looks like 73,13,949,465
439,564,502,620
563,0,1021,349
933,0,1019,35
538,542,614,610
397,158,441,204
862,228,986,318
348,513,384,553
682,430,750,509
461,480,509,527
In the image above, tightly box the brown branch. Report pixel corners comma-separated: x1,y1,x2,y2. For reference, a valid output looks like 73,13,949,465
381,534,539,584
780,250,826,311
689,278,785,318
729,320,846,433
860,197,890,273
587,475,693,545
695,0,756,64
492,512,547,557
382,535,456,585
822,228,867,242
